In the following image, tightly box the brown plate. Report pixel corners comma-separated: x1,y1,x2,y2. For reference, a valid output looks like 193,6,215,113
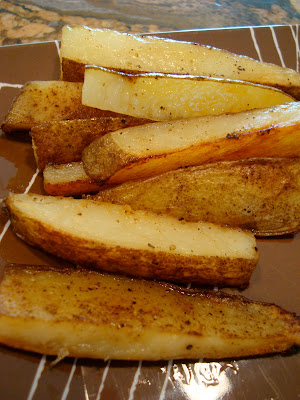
0,25,300,400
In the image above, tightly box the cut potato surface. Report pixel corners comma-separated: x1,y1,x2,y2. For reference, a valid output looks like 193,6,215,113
6,194,258,287
43,162,100,196
82,102,300,185
0,264,298,360
61,26,300,98
91,158,300,236
82,67,294,120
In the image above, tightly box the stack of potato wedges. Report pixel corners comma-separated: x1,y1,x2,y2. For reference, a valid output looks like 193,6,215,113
1,25,300,361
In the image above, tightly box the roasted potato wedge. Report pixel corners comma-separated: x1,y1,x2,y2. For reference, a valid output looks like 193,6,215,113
82,102,300,186
5,194,258,287
1,81,131,133
31,116,151,171
82,67,294,121
61,26,300,98
43,161,100,196
0,264,298,360
90,158,300,236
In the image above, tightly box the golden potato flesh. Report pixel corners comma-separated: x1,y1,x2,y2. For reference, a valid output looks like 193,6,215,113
82,102,300,186
90,158,300,237
5,193,258,287
0,265,299,360
60,26,300,99
82,67,294,121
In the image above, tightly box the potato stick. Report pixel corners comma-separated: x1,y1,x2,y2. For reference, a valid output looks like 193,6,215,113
90,158,300,237
31,116,151,170
0,264,298,360
6,193,258,287
82,67,294,120
43,161,100,196
82,102,300,186
2,81,138,133
61,26,300,99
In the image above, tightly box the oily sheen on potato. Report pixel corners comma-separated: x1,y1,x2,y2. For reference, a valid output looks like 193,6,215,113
5,193,258,287
82,67,294,120
60,26,300,98
0,265,299,360
82,102,300,186
90,158,300,237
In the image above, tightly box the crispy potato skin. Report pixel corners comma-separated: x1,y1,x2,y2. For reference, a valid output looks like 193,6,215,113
0,265,298,360
5,194,258,288
61,58,85,82
1,81,130,133
82,120,300,186
31,116,151,170
91,158,300,236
